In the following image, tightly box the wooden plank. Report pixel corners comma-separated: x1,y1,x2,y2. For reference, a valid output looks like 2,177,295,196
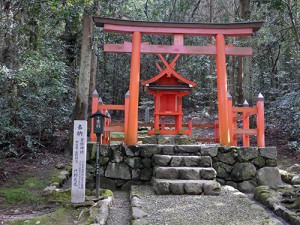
110,123,124,126
71,120,87,203
104,126,124,132
196,138,217,143
98,104,125,110
233,107,257,113
148,130,190,135
104,24,254,36
104,43,252,56
110,137,144,141
234,128,257,137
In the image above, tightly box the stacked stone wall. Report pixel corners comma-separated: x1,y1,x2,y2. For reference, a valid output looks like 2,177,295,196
86,143,278,193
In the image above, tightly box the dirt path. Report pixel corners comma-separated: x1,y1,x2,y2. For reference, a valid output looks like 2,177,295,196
107,191,131,225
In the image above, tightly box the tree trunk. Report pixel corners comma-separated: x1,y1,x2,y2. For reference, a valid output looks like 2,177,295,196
65,16,93,156
239,0,253,104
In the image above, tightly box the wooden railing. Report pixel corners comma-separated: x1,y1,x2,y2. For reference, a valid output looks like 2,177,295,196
228,93,265,147
90,90,264,147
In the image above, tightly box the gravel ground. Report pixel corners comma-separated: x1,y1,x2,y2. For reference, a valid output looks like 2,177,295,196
135,185,287,225
107,191,131,225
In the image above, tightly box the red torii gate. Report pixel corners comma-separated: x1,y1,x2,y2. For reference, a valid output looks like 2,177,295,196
92,17,263,146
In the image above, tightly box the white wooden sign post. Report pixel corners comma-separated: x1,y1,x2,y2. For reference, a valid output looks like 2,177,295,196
71,120,87,203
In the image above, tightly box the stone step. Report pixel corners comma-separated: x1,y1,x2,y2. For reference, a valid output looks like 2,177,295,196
153,155,212,167
153,179,221,195
154,167,217,180
160,144,218,157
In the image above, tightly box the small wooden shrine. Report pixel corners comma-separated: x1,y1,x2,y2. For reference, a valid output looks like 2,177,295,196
141,54,196,135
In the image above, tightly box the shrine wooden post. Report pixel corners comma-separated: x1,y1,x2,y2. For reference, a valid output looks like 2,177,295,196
127,32,141,145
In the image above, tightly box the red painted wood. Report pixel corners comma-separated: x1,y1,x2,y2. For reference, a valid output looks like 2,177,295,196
148,129,190,135
104,43,252,56
104,24,254,36
98,104,125,110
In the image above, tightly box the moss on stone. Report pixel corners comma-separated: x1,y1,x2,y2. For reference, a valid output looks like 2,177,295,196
100,189,113,197
47,189,72,206
66,165,72,173
90,144,97,160
100,156,110,165
7,208,79,225
287,197,300,210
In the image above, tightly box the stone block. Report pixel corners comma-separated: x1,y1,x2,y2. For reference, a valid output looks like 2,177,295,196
154,180,170,194
139,144,161,157
86,163,95,173
142,158,152,168
179,168,200,180
291,175,300,185
155,167,178,179
105,163,131,180
231,162,257,182
251,157,265,168
142,135,158,144
170,157,182,167
132,207,147,219
202,181,221,195
140,168,153,181
237,147,258,161
175,145,201,154
265,159,277,167
100,144,110,157
178,136,194,145
256,167,283,188
259,147,277,159
237,180,257,193
123,145,135,156
199,156,212,167
200,145,218,157
213,162,230,179
100,176,117,190
154,155,171,166
111,149,124,163
169,182,185,194
157,135,175,144
161,145,174,155
182,156,199,167
125,157,142,169
217,151,236,165
132,169,141,180
100,156,110,166
184,182,203,194
217,178,226,185
200,168,217,180
226,181,238,189
129,145,141,156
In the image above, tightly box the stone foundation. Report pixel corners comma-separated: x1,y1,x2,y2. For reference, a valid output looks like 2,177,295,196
86,142,278,193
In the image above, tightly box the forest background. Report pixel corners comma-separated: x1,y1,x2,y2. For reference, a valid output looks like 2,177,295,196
0,0,299,161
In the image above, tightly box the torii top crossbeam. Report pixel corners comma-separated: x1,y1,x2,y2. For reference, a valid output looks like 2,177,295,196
91,16,263,146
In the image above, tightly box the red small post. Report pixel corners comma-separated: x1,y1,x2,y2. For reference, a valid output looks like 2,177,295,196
103,110,110,144
124,91,130,144
257,93,265,147
90,90,99,142
214,116,219,143
161,118,165,130
232,110,237,146
243,100,250,147
228,93,234,146
188,117,193,137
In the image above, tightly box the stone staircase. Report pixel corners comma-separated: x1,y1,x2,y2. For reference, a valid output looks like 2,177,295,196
152,148,221,195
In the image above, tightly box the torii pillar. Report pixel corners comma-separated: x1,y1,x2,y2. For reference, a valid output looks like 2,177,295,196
127,32,141,145
216,34,230,146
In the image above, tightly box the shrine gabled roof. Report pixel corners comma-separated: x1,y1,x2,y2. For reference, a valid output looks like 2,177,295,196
141,70,197,87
